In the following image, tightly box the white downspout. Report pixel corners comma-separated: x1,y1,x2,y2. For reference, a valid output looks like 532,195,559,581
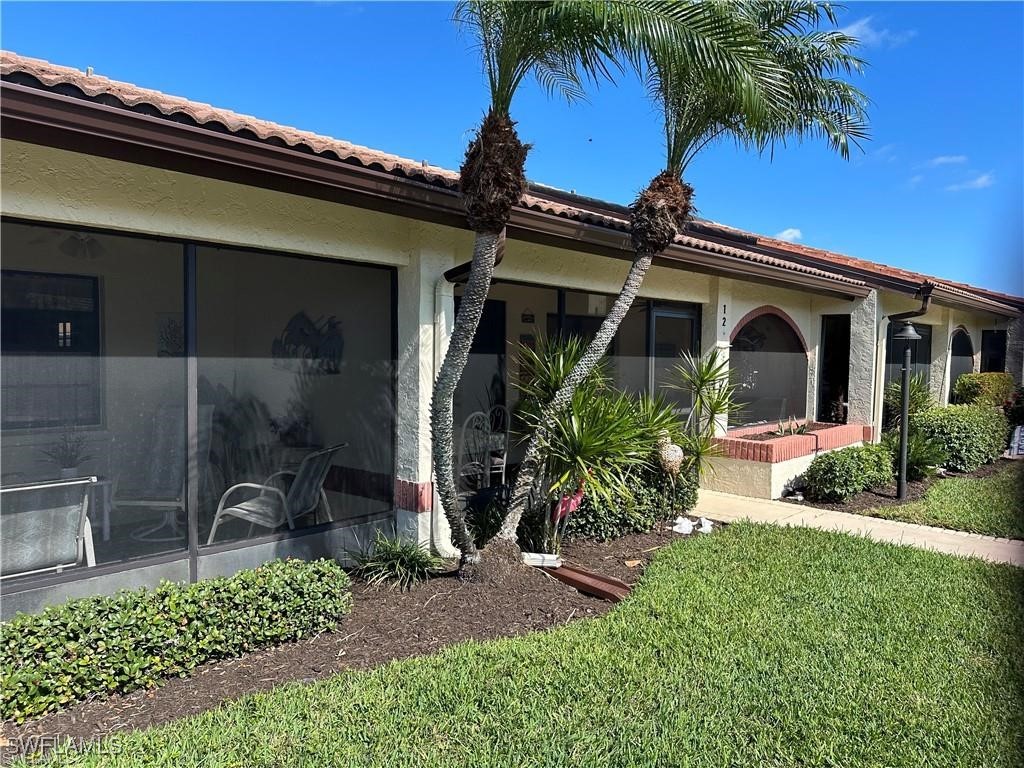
430,275,460,558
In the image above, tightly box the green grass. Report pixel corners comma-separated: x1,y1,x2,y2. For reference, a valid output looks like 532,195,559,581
858,460,1024,540
37,525,1024,768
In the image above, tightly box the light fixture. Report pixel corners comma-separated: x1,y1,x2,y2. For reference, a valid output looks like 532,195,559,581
893,321,921,342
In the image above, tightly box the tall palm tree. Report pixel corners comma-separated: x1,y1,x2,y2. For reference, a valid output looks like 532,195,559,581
434,0,783,574
499,0,869,545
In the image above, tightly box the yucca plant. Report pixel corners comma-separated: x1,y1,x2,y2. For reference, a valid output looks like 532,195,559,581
350,532,445,591
667,348,741,478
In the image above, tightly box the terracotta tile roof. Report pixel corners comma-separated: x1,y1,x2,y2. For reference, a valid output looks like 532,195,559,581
755,235,1023,309
3,49,1014,307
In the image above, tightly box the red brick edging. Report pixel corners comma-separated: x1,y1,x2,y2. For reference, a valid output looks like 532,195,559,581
714,422,867,464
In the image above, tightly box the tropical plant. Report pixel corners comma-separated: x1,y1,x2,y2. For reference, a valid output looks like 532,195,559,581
350,531,445,591
38,431,92,469
883,372,934,430
881,430,948,482
500,1,869,544
434,0,793,574
667,347,741,477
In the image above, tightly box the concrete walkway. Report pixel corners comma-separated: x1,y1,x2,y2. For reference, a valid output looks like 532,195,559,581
695,489,1024,567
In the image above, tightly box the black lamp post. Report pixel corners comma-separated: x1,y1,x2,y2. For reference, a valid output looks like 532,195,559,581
894,321,921,500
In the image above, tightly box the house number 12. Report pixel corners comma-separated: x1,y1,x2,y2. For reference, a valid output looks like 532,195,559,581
721,304,727,327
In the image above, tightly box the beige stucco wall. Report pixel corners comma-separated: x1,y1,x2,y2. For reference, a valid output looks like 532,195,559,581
702,442,864,500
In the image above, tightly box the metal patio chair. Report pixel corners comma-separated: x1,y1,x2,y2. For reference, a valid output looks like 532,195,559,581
116,404,214,542
206,442,347,544
0,476,97,580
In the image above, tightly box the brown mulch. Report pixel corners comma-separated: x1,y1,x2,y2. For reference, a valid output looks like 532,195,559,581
781,461,1008,514
0,527,686,758
739,422,837,442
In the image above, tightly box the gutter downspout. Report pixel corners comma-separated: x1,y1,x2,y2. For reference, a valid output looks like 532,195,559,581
872,282,934,437
428,233,505,557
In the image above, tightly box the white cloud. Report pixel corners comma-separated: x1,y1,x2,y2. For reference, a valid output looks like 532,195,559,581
907,174,924,188
774,228,803,243
841,17,917,48
927,155,968,167
945,172,995,192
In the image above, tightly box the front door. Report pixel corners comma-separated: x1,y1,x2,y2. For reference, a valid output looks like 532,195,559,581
817,314,851,422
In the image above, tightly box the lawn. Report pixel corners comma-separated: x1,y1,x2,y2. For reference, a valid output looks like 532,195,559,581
37,524,1024,768
858,460,1024,540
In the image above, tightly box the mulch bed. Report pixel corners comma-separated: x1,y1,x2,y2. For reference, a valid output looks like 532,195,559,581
737,422,836,442
1,527,687,759
781,461,1007,514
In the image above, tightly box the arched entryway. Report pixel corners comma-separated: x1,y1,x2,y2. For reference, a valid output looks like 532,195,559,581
949,328,974,401
730,308,808,425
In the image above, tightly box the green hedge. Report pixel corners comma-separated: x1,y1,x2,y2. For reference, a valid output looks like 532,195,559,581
0,558,351,722
913,405,1009,472
953,372,1015,406
564,468,698,541
803,444,895,502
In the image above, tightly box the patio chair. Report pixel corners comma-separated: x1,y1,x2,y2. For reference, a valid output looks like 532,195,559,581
116,404,214,542
456,408,509,494
0,476,97,580
206,443,347,544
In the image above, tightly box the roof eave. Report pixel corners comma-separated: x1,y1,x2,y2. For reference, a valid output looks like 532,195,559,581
0,80,866,300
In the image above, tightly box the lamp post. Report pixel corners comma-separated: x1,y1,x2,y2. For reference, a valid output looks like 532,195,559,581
894,321,921,500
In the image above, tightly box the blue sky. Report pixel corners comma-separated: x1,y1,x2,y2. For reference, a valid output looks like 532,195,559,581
2,1,1021,294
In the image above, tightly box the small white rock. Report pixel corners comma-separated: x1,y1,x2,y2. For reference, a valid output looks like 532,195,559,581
697,517,714,534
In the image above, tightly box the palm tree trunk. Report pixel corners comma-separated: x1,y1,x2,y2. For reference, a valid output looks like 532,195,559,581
430,230,502,566
498,251,655,543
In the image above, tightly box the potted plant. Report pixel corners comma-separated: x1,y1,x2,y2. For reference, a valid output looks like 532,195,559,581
39,432,93,479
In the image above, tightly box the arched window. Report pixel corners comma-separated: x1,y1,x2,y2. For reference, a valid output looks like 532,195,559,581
949,328,974,401
731,311,808,425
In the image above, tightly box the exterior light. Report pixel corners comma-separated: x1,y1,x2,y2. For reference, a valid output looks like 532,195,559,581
893,321,921,342
895,320,920,499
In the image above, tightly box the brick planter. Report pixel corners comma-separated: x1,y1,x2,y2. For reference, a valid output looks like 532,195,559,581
703,422,872,499
715,422,872,463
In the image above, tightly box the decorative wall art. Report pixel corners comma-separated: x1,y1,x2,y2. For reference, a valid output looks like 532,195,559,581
271,312,344,374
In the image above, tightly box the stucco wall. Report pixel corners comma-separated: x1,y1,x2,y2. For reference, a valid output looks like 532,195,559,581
1,140,414,267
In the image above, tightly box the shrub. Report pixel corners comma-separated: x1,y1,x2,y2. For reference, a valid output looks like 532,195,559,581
913,405,1009,472
953,372,1015,406
883,373,933,430
350,531,444,591
564,468,698,542
858,442,896,489
881,430,949,481
804,444,897,502
0,558,351,722
804,449,862,502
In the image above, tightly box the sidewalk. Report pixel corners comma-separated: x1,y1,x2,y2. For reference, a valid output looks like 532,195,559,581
695,490,1024,567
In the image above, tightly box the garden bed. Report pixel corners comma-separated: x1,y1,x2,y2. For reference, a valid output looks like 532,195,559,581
783,460,1023,540
0,527,688,760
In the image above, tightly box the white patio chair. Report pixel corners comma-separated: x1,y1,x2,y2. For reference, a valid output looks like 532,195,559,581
1,476,97,580
206,443,347,544
456,408,509,494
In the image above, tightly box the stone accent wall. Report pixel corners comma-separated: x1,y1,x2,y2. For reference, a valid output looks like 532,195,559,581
1008,316,1024,385
847,290,877,426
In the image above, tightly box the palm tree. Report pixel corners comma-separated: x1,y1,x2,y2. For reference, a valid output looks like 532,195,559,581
434,0,784,575
499,1,869,545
